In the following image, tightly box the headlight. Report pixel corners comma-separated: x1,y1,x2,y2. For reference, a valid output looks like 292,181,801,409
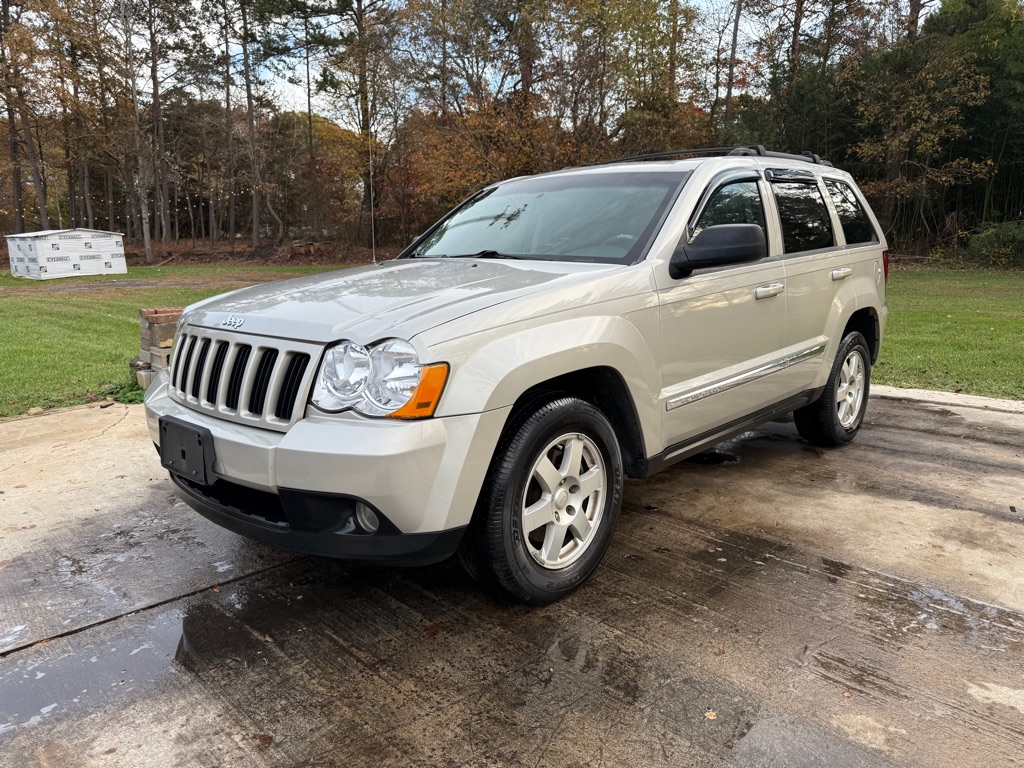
364,339,421,415
320,341,371,405
311,338,448,419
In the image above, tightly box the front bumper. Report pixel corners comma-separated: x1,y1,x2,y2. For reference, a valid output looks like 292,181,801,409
170,473,466,565
144,371,510,564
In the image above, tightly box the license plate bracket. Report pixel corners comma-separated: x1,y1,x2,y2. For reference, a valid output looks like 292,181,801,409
159,416,217,486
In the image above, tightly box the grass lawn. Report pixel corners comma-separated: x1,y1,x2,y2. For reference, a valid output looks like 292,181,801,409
0,264,1020,419
0,264,344,418
873,269,1024,400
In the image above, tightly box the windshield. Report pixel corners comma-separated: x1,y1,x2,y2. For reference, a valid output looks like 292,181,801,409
411,170,689,264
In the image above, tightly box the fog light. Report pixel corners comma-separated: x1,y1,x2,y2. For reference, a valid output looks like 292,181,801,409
355,503,379,534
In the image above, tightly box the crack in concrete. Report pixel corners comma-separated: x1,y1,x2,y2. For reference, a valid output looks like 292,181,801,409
0,555,302,659
76,406,131,445
1,407,133,476
1,408,134,487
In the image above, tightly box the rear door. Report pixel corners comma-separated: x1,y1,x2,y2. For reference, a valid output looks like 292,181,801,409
767,170,853,394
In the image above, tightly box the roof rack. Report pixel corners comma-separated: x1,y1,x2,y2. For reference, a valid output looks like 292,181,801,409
586,145,833,167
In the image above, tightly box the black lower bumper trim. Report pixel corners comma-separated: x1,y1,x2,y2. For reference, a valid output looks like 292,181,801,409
169,473,466,567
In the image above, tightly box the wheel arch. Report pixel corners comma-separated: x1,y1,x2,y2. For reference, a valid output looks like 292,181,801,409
509,367,649,478
843,307,880,364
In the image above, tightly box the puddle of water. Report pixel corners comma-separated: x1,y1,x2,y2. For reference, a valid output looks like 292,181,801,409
639,523,1024,658
0,610,184,735
870,583,1024,651
685,450,741,466
174,600,274,675
0,575,318,738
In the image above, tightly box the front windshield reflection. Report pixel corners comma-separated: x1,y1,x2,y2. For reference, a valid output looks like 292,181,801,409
414,171,689,265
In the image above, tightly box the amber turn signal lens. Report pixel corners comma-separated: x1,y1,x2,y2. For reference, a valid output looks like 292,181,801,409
388,363,449,419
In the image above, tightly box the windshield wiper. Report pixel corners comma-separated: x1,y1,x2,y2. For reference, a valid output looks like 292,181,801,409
413,253,528,264
450,253,528,264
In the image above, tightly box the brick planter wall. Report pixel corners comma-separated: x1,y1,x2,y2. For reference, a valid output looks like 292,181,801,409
134,308,182,389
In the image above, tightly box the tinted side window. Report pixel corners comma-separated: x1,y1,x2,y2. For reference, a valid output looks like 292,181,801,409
771,181,834,254
692,181,766,239
825,180,876,245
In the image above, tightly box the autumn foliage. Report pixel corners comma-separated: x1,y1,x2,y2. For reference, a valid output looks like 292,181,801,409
0,0,1021,259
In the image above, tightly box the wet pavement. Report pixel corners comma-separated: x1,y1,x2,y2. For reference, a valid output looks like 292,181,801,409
1,391,1023,767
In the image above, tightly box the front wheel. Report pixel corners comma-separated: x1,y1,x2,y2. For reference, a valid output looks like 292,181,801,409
461,396,623,604
794,331,871,447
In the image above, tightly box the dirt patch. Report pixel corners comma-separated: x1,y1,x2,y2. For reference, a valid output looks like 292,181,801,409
114,240,399,267
2,241,399,296
3,274,335,298
1,240,395,274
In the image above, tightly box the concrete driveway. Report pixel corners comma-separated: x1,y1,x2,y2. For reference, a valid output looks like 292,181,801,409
1,389,1022,767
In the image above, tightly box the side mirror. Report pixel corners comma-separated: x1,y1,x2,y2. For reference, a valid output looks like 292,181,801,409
669,224,767,279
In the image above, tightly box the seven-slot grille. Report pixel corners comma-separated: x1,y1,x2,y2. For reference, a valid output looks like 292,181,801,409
169,328,320,431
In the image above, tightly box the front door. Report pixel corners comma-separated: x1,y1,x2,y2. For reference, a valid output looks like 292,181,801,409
657,176,789,450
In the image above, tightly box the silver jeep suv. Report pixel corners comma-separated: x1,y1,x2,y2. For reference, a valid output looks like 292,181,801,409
145,146,888,603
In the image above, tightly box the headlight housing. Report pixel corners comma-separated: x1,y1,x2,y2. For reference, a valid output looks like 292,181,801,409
311,338,448,419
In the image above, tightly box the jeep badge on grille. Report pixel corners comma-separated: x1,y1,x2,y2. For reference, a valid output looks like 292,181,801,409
221,315,245,329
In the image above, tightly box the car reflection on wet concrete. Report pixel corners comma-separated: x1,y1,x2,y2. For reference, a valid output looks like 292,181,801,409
1,396,1023,767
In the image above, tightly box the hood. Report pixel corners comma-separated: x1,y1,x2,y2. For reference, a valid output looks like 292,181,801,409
183,257,620,344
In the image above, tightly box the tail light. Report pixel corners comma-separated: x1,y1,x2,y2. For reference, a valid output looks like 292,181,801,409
882,250,890,284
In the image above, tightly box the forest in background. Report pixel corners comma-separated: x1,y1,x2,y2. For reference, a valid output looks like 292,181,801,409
0,0,1021,262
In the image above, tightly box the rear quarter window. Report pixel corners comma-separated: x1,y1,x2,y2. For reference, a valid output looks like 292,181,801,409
825,180,877,245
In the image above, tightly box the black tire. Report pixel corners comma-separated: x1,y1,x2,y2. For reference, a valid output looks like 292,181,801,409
459,396,623,604
794,331,871,447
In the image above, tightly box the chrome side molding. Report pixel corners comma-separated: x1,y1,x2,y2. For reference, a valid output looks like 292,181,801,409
666,343,827,411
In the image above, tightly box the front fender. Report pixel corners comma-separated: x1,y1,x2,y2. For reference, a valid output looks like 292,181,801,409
428,312,662,458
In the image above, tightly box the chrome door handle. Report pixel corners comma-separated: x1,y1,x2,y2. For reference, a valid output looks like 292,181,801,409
754,283,785,300
831,267,853,281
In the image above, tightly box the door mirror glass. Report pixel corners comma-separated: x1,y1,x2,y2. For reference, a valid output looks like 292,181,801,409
670,224,768,278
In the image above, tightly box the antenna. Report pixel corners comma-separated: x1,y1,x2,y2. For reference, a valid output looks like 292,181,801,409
367,129,377,264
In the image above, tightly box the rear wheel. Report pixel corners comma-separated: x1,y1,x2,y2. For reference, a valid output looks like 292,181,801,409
794,331,871,447
460,396,623,604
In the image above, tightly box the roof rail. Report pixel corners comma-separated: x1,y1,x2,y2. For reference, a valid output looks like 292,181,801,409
586,145,832,167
